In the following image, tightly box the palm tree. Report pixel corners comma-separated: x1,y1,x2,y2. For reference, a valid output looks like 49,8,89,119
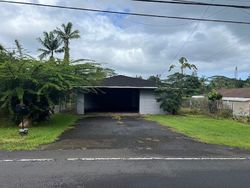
54,22,80,63
169,57,197,75
38,31,63,60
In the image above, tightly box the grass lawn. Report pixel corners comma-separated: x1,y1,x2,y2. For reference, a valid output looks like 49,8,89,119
0,114,79,151
147,115,250,149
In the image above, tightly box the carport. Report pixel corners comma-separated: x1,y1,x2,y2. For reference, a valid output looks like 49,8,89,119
84,88,139,113
77,75,164,115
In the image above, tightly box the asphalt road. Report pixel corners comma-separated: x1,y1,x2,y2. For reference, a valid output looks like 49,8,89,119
1,159,250,188
1,116,250,188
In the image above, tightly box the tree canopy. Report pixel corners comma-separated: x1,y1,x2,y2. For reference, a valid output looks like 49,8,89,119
38,31,63,60
54,22,80,63
0,41,112,123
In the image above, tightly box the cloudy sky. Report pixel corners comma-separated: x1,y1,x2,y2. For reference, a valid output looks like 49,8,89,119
0,0,250,79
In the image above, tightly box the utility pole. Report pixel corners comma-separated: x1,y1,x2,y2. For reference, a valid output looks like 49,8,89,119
234,66,238,80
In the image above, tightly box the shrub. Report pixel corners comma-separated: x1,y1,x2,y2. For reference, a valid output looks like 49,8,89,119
207,89,223,101
156,87,182,115
217,108,233,118
207,90,223,114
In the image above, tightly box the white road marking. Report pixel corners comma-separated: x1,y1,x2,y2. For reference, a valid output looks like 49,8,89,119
1,157,250,163
66,157,250,161
0,158,54,162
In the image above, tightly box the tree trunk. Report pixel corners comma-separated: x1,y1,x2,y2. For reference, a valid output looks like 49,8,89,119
50,51,54,61
64,40,70,64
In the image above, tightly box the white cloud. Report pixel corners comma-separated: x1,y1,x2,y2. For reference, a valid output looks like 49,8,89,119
0,0,249,78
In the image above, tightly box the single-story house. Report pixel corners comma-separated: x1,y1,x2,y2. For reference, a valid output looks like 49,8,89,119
76,75,164,115
218,88,250,116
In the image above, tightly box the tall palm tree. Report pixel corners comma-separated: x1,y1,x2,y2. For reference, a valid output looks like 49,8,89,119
169,57,197,75
54,22,80,63
38,31,63,60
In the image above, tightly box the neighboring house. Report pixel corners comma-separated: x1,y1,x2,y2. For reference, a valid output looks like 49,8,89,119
76,75,164,115
218,88,250,116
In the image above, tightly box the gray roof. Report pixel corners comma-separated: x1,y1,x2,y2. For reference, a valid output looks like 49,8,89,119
96,75,157,88
218,88,250,98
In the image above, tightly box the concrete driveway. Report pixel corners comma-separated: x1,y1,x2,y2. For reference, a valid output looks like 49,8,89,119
42,116,250,157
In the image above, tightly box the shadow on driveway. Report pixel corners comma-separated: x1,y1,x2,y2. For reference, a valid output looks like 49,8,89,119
41,116,250,157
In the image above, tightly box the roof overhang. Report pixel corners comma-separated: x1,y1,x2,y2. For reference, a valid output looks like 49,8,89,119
222,97,250,102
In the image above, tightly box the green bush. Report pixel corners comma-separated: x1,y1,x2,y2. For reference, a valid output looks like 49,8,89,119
156,87,182,115
207,89,223,101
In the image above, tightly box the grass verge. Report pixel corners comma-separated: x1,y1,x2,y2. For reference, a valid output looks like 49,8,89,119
0,114,79,151
146,115,250,149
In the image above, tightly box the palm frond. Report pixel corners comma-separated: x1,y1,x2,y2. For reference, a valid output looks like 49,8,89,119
69,30,80,39
168,64,175,72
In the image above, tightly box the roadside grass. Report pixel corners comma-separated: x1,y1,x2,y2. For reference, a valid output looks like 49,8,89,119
0,114,79,151
146,115,250,149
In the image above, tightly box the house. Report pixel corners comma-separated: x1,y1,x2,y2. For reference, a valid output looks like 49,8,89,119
218,88,250,116
76,75,164,115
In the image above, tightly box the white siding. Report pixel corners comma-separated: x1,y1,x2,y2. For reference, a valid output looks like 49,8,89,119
232,101,250,116
222,100,250,116
77,93,85,115
139,89,164,114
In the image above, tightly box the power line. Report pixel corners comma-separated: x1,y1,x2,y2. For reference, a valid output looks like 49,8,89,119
166,0,212,76
204,33,250,61
1,0,250,25
132,0,250,9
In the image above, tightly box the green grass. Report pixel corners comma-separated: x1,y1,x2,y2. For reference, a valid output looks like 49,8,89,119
0,114,79,150
146,115,250,149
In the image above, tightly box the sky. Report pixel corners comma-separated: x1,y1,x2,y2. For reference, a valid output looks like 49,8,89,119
0,0,250,79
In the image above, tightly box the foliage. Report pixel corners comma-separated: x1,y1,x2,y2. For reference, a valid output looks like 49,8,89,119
54,22,80,63
147,75,161,86
38,31,63,60
165,73,202,97
207,76,245,90
0,42,110,123
245,76,250,87
0,43,4,51
147,115,250,149
207,89,223,114
169,57,197,75
156,70,201,114
207,89,223,101
217,108,233,118
155,87,182,114
0,114,79,150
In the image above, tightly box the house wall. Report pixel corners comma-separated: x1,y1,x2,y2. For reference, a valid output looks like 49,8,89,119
222,100,250,116
77,93,85,115
139,89,164,114
232,101,250,116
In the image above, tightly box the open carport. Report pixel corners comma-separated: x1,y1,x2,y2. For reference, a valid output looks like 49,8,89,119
84,88,140,113
77,75,164,115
